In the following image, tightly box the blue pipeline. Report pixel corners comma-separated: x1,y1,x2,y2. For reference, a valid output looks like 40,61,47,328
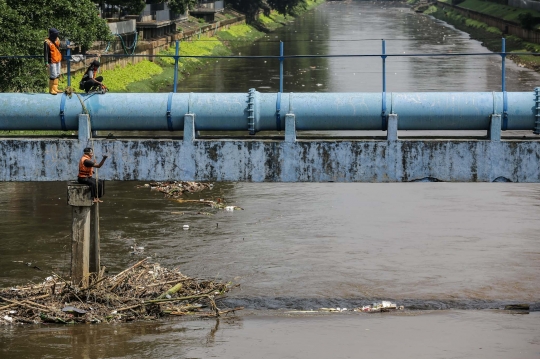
0,91,536,132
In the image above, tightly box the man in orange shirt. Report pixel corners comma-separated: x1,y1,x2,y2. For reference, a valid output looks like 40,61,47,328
77,147,108,203
44,28,64,95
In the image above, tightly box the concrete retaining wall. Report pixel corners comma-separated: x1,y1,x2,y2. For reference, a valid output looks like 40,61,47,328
509,0,540,12
1,138,539,182
66,16,246,75
437,1,540,44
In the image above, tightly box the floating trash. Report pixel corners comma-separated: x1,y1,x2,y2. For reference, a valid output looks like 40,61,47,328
183,225,189,230
319,307,347,312
138,181,213,199
62,306,87,316
353,301,404,313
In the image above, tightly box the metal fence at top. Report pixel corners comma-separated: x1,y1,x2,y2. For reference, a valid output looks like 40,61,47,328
2,38,517,91
0,37,532,130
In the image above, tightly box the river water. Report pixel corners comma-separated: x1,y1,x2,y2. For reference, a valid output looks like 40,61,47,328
1,1,540,358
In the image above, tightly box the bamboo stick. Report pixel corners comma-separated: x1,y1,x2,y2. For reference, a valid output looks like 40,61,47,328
145,278,190,287
157,283,183,300
112,258,148,281
0,297,53,312
144,293,210,304
116,303,143,312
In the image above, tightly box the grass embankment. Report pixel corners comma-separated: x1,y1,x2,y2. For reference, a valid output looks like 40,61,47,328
125,24,266,92
424,2,540,71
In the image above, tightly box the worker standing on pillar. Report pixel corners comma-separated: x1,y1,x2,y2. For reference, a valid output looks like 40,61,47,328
44,28,66,95
77,148,108,203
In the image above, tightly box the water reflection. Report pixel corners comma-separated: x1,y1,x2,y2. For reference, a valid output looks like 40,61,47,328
1,312,539,359
178,1,540,93
0,318,242,359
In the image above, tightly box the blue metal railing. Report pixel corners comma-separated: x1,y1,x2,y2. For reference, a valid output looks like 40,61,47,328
5,38,518,92
1,38,532,126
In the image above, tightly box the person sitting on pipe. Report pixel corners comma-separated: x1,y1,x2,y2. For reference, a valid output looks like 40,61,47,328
77,148,108,203
79,60,107,94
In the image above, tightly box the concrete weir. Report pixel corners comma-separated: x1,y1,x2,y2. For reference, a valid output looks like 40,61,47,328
0,91,539,182
1,134,539,182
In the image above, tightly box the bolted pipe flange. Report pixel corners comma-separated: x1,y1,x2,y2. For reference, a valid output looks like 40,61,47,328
534,87,540,135
247,88,257,135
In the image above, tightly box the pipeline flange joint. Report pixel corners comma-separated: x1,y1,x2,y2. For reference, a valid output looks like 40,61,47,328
166,92,174,131
276,92,282,131
502,90,508,131
247,88,258,135
535,87,540,135
59,93,67,131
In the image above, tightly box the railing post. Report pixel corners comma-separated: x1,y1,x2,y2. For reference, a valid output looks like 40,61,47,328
501,38,506,93
381,39,387,131
66,39,71,87
501,38,508,131
173,40,180,93
382,39,386,94
279,41,284,93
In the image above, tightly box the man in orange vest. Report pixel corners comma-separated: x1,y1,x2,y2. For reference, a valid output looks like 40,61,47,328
44,28,64,95
77,147,108,203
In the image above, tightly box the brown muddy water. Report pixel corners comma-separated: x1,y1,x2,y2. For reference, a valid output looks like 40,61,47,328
1,182,539,358
2,1,540,358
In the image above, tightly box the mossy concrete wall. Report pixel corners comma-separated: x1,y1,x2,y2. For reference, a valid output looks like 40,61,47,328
436,1,540,43
1,138,539,182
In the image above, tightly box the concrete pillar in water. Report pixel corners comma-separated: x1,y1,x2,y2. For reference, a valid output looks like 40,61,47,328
67,183,99,287
76,114,101,277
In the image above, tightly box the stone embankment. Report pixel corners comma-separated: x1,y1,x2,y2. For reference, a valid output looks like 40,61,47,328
416,0,540,73
434,1,540,44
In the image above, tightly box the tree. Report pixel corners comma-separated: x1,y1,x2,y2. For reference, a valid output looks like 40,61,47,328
226,0,269,22
518,12,540,31
7,0,112,49
267,0,306,16
0,0,44,92
0,0,112,92
167,0,197,15
227,0,306,22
